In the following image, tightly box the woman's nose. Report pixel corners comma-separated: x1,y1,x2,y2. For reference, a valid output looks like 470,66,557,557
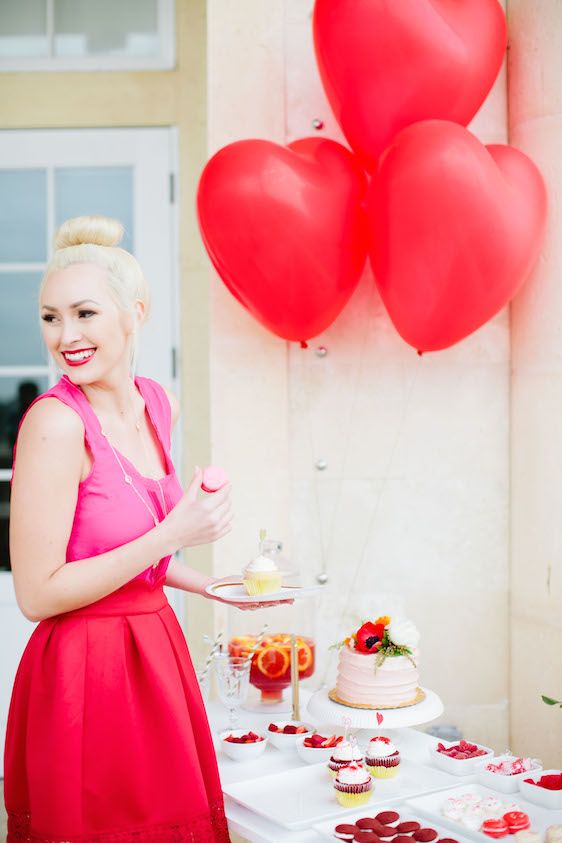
60,319,83,346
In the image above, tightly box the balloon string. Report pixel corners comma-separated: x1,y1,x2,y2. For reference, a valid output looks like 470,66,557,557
318,354,422,689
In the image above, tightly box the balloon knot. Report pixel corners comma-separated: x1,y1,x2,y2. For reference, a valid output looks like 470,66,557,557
299,340,308,349
417,349,424,357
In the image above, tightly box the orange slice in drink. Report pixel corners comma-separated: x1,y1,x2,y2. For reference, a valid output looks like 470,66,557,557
255,645,290,679
297,641,313,673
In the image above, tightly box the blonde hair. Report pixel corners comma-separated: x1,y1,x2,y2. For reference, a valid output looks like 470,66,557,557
40,215,150,372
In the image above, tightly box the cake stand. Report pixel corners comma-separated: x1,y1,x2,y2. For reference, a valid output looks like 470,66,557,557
306,686,443,731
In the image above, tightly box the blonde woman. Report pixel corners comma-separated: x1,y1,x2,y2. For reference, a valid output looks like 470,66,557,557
4,216,253,841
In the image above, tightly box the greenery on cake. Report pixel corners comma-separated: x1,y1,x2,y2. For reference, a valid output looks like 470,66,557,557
330,615,419,670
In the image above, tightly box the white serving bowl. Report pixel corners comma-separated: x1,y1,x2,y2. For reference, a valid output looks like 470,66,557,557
429,740,494,776
219,729,268,762
478,756,543,793
518,770,562,809
295,734,340,765
267,721,315,751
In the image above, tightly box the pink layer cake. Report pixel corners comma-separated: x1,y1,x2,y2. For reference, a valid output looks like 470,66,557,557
335,645,419,707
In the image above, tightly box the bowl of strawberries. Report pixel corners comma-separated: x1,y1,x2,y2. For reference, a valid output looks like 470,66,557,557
267,721,315,751
219,729,268,761
296,732,344,764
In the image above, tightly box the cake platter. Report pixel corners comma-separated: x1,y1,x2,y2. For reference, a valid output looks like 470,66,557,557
306,686,443,730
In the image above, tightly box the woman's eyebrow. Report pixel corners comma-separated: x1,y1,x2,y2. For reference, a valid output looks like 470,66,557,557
41,299,101,312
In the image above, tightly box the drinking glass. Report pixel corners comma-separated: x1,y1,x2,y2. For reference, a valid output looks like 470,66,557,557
214,653,251,730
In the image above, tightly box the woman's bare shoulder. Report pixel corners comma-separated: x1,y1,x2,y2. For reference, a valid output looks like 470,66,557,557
18,396,84,443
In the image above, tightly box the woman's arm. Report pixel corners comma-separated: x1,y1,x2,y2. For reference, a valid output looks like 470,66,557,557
164,557,214,595
10,398,232,622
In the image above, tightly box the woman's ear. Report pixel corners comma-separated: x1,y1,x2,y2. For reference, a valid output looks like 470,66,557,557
134,299,146,328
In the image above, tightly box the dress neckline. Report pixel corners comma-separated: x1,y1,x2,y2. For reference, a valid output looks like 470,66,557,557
62,374,173,484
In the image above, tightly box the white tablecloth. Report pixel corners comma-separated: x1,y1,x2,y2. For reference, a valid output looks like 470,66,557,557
206,692,440,843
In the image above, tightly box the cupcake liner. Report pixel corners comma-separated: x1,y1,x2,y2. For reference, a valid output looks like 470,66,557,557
366,763,400,779
242,574,282,595
334,788,373,808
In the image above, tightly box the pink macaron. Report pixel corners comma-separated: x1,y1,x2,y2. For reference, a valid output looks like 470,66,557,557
201,466,229,493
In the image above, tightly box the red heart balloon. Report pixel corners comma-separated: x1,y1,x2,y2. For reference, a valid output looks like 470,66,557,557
313,0,507,172
367,121,547,352
197,137,368,342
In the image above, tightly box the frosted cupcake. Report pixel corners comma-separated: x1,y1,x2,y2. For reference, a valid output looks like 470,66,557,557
242,553,282,596
327,739,364,778
365,736,401,778
333,763,373,808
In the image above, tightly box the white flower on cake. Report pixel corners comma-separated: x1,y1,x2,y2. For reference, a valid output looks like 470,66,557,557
387,618,420,651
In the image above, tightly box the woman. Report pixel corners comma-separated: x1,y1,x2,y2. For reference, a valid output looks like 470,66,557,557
4,215,271,841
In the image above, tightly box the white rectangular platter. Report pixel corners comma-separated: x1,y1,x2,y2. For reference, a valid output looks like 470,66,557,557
313,802,475,841
223,759,460,831
406,783,562,843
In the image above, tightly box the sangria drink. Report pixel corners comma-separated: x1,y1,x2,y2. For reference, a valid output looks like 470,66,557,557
228,633,315,703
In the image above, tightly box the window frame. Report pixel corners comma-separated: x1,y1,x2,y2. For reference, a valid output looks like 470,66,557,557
0,0,175,72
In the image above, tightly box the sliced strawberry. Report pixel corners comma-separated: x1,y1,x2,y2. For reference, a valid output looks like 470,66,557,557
294,725,308,734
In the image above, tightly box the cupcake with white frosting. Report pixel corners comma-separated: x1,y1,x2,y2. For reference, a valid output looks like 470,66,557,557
242,545,282,596
327,739,363,778
333,763,373,807
365,735,401,778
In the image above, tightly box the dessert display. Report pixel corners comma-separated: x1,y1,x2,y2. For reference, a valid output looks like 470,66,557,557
438,740,490,760
228,632,315,703
331,615,423,709
328,738,364,778
365,735,401,778
329,808,461,843
223,730,264,743
333,763,373,807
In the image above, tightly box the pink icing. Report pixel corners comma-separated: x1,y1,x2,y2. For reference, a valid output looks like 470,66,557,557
335,645,419,707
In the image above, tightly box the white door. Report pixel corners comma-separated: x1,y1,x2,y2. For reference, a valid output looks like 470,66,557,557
0,127,181,776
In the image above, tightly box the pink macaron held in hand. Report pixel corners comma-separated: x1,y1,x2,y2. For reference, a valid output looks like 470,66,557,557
201,466,229,493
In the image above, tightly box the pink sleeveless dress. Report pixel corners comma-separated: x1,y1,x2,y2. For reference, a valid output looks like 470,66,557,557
4,375,230,843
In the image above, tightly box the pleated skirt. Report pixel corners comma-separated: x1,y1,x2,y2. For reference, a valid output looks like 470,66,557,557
4,581,230,842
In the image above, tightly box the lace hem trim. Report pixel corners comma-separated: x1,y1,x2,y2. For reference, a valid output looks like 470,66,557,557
7,802,230,843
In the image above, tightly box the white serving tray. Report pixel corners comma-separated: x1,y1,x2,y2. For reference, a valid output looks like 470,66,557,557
223,758,461,831
406,783,562,843
313,802,475,841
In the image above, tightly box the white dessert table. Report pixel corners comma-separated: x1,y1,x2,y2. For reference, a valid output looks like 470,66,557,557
206,689,444,843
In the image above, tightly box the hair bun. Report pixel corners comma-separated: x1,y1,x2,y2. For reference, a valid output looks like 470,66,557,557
54,215,124,250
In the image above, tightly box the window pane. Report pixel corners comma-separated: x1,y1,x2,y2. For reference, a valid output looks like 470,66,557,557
0,481,9,570
0,170,47,263
0,272,45,366
0,0,48,58
0,375,48,472
54,0,159,58
55,167,134,253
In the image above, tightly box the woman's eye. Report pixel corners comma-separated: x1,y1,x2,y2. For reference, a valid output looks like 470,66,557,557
78,310,95,318
41,315,55,323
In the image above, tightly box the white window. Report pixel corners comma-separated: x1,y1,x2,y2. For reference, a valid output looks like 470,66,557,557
0,0,175,71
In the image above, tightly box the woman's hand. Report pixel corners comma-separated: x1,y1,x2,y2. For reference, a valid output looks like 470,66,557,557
208,574,294,611
160,467,233,554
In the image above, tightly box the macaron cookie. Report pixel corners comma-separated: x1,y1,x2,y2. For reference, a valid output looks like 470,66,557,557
201,465,229,493
504,812,531,834
482,819,510,839
334,824,358,841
